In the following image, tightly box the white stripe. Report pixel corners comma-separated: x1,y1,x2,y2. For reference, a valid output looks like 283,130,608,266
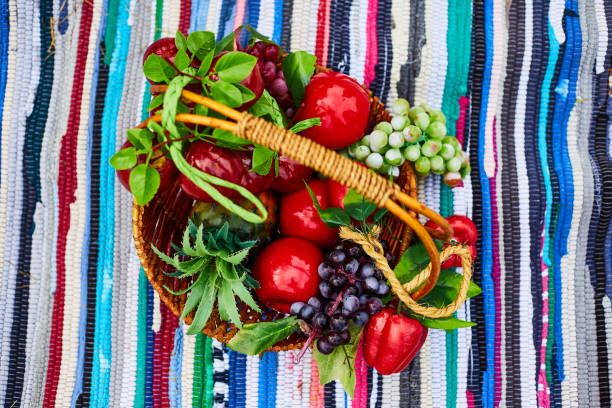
300,350,312,405
348,0,368,83
257,0,275,39
244,354,259,407
419,336,432,407
206,0,222,35
429,330,446,408
426,0,446,109
181,328,196,405
381,371,397,408
413,0,431,105
152,290,161,332
593,0,609,74
56,0,104,403
162,0,181,37
335,375,345,406
0,0,39,404
387,0,410,103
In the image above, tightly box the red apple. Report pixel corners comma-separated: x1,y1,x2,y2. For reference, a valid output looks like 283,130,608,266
270,155,313,193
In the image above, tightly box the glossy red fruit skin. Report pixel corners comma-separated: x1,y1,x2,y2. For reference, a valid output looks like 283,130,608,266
179,141,273,202
270,155,313,193
327,179,349,209
211,51,264,110
293,71,370,149
116,140,178,194
252,237,323,313
280,179,339,248
425,214,477,269
363,308,428,375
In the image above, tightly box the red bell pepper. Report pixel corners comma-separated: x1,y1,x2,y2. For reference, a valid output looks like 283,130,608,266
363,308,428,375
426,214,477,269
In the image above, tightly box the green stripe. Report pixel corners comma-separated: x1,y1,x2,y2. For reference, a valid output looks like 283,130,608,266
546,213,558,385
134,269,149,407
204,336,214,407
104,0,120,65
441,2,472,407
193,333,206,407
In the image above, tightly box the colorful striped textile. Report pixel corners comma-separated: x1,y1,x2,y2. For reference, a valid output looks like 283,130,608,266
0,0,610,406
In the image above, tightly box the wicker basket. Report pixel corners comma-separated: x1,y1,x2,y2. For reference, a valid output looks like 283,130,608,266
133,71,428,351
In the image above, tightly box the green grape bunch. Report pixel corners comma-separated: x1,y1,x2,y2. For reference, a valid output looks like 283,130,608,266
346,98,471,187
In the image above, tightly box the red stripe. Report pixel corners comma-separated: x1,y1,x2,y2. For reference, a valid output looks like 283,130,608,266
314,0,331,65
362,0,378,88
178,0,191,35
152,301,179,408
43,2,94,406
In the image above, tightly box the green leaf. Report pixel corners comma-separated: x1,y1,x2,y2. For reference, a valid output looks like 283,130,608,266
304,182,351,228
194,104,208,117
419,268,482,308
247,90,288,127
227,317,299,355
180,271,207,318
210,128,251,146
210,80,243,108
174,49,190,71
163,75,192,140
217,258,240,281
281,51,316,105
222,247,252,264
373,208,388,224
143,54,177,83
110,147,137,170
214,51,257,83
175,31,187,51
187,272,218,334
151,244,180,269
394,240,444,286
245,25,281,53
177,257,208,275
147,94,164,112
129,164,160,205
235,83,255,104
289,117,321,134
219,280,242,327
127,128,155,151
415,315,476,332
343,189,377,222
313,324,363,398
231,280,261,312
197,50,215,77
215,31,236,54
251,146,276,175
187,31,215,60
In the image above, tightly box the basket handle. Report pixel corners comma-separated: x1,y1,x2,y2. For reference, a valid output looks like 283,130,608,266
142,85,453,299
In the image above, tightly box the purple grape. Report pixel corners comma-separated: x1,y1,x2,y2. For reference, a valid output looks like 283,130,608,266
329,250,347,265
317,339,334,355
358,263,375,279
324,302,335,315
364,277,379,292
352,311,369,326
319,281,334,299
318,262,334,280
325,332,342,347
277,69,285,80
329,315,348,332
339,330,351,345
269,78,288,96
308,297,322,312
285,107,295,118
385,252,396,266
344,285,359,297
359,294,369,306
312,313,328,329
343,295,360,313
263,43,279,61
365,298,383,315
262,61,277,83
299,305,315,321
376,282,390,296
344,258,359,275
329,273,348,289
348,246,362,258
353,281,363,296
290,302,304,315
341,307,352,317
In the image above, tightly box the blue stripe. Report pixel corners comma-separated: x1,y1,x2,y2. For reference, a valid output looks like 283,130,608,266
217,0,237,41
234,351,247,408
0,0,9,173
272,0,284,44
257,352,277,408
479,1,495,406
90,0,132,404
169,326,184,407
191,0,211,33
71,7,107,405
58,0,69,33
245,0,260,31
229,349,236,408
145,283,155,407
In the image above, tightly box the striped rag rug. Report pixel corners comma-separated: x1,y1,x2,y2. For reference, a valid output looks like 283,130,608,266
0,0,610,407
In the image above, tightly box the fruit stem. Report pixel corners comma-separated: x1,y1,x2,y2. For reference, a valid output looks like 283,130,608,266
151,134,196,152
294,329,319,364
327,289,345,316
167,59,203,82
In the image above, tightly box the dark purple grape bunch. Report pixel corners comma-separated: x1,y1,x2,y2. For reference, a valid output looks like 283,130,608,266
246,41,295,116
289,241,395,355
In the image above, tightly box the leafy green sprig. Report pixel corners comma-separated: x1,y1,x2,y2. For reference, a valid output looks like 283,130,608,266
153,221,261,335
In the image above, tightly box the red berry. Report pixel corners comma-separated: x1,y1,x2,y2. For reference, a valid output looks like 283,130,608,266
280,179,338,248
263,43,279,62
179,142,273,201
270,155,313,193
116,140,178,194
252,237,323,313
293,71,370,149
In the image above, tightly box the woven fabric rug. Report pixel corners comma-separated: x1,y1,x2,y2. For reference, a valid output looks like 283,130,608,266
0,0,610,407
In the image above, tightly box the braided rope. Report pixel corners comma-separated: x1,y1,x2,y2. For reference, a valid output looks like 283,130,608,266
339,226,473,319
235,112,396,206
